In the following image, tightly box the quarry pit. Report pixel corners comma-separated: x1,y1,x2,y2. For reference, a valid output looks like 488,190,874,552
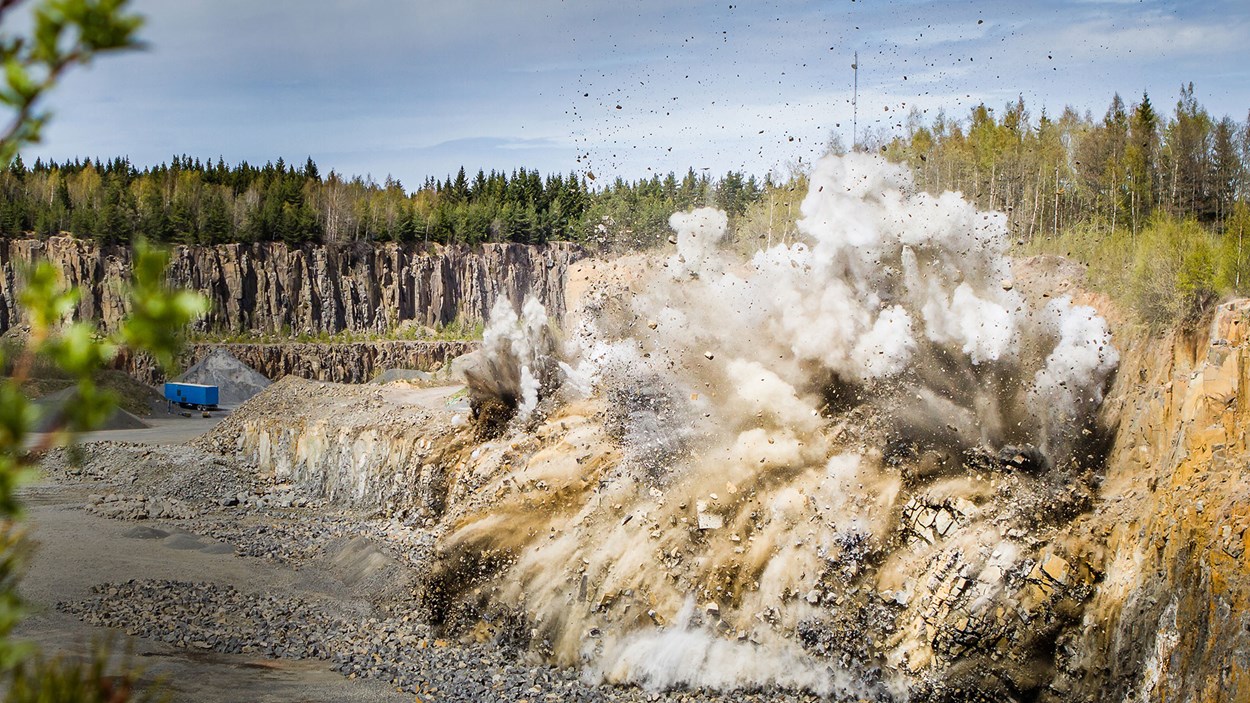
10,155,1250,702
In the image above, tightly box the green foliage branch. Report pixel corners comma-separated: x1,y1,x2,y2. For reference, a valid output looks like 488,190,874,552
0,0,142,165
0,1,204,699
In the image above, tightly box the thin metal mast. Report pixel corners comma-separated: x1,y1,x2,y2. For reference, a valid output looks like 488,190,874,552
852,51,859,151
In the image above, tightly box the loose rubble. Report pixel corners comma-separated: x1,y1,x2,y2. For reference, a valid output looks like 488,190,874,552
85,493,195,520
40,441,257,507
58,579,827,703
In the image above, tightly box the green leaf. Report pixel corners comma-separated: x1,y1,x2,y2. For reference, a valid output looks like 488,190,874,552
44,322,115,377
17,262,78,335
53,0,143,54
3,58,37,102
31,6,66,64
118,241,207,370
58,378,117,433
0,382,37,462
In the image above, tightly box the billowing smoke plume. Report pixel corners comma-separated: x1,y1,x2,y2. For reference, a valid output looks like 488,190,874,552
438,153,1119,699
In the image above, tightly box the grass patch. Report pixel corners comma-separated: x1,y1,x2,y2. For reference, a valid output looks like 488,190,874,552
188,315,485,345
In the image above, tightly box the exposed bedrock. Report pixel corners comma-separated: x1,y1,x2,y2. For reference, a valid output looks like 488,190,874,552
201,297,1250,702
198,378,468,517
115,340,476,386
0,236,581,335
1054,300,1250,702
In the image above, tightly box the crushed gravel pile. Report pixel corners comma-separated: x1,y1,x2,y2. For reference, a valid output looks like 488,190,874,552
59,580,359,659
369,368,433,385
174,348,271,406
190,515,356,563
40,442,257,508
85,492,196,520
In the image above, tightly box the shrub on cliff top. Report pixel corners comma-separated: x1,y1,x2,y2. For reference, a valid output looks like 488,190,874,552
1029,211,1226,329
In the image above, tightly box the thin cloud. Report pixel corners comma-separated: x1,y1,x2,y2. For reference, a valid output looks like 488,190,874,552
1055,13,1244,59
874,22,992,48
20,0,1250,186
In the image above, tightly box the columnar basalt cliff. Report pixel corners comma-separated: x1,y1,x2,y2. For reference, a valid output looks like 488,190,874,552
0,236,581,335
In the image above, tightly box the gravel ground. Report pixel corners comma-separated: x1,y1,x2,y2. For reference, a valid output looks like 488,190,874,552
39,441,260,505
37,440,837,702
58,578,827,703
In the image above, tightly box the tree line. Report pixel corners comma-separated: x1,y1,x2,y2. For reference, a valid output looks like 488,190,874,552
874,83,1249,327
0,82,1243,272
878,82,1248,240
0,153,765,247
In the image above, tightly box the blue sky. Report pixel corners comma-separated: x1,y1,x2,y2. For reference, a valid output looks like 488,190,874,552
21,0,1250,188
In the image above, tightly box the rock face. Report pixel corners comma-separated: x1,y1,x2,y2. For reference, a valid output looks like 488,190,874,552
1056,299,1250,702
116,341,476,386
0,236,581,335
200,297,1250,701
199,377,463,518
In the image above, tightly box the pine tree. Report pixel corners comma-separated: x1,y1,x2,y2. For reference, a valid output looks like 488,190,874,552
1125,93,1160,234
452,167,469,203
1166,83,1214,220
200,190,232,243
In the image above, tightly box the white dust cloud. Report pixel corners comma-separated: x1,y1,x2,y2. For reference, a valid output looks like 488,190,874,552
440,153,1119,697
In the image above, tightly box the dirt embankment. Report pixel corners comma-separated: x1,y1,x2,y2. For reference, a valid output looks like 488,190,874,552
197,377,468,517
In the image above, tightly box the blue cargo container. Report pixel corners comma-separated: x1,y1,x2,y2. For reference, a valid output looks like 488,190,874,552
164,382,219,409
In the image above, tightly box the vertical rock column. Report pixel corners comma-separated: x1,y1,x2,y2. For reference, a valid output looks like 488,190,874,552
0,237,582,336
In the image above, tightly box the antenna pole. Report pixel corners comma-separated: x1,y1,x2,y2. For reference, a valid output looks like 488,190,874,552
852,51,859,151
